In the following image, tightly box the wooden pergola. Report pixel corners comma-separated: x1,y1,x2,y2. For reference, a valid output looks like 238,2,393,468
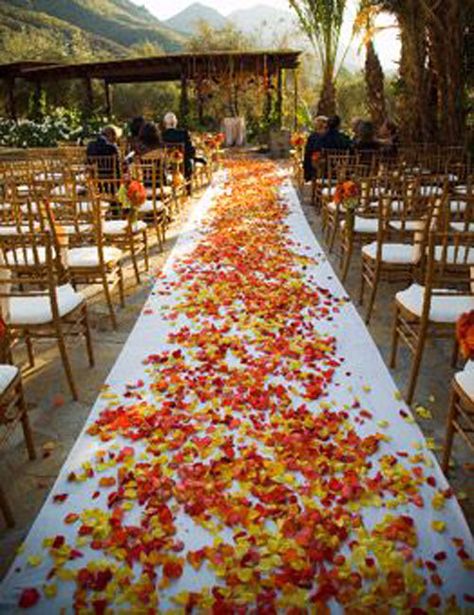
0,51,301,128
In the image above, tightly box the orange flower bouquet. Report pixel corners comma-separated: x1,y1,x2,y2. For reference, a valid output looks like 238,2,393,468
311,151,322,169
169,149,184,164
456,311,474,360
334,180,360,211
117,179,147,220
291,133,305,149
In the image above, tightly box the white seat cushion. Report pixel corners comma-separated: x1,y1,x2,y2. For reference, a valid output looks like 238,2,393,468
396,283,474,323
455,185,467,195
434,245,474,265
0,226,33,236
420,186,443,196
67,246,122,268
5,247,50,266
103,220,147,235
389,220,425,232
362,242,419,264
58,224,92,235
35,172,63,182
326,201,337,213
449,200,467,214
146,186,172,199
7,284,84,326
139,200,166,214
450,222,474,233
340,216,379,234
321,186,336,197
51,184,87,196
455,367,474,401
0,364,19,395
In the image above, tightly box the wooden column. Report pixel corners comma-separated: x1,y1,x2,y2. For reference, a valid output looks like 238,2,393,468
32,80,43,119
180,72,189,128
84,77,94,118
293,69,299,131
6,77,17,121
276,68,283,129
104,80,112,117
264,71,273,125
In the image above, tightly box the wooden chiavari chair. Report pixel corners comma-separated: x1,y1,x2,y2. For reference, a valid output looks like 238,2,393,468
46,194,125,331
134,158,169,252
442,361,474,475
0,327,36,527
390,230,474,404
360,184,442,323
338,168,383,281
0,231,94,400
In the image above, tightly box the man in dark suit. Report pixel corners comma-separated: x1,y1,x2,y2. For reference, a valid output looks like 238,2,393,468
162,112,195,189
86,125,121,179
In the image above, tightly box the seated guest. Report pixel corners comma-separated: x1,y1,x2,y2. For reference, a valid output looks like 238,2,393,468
162,112,195,189
319,114,352,150
377,118,399,155
137,121,162,157
127,116,145,155
354,120,380,165
86,125,121,178
303,115,328,182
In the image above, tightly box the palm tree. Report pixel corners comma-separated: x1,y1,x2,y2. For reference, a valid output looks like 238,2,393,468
353,3,387,127
289,0,350,116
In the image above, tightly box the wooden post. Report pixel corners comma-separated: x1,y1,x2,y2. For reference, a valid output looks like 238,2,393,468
84,77,94,118
104,81,112,117
276,68,283,130
180,72,189,128
264,72,273,125
32,81,43,119
293,69,299,131
6,77,16,121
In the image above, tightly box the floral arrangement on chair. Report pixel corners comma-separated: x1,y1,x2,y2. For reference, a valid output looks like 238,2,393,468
169,149,184,164
456,311,474,360
290,133,305,149
311,151,322,169
334,180,360,210
117,180,147,220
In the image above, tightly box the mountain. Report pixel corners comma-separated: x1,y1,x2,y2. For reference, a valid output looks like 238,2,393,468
164,2,227,35
0,0,185,63
228,5,298,45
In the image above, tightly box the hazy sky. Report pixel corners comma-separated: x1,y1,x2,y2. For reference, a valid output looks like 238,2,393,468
131,0,400,70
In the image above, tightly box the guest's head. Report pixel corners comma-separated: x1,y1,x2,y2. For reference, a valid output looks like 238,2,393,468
379,118,398,139
102,125,120,143
328,115,341,131
351,117,364,137
356,120,376,144
139,121,161,150
129,116,145,138
313,115,328,135
163,112,178,130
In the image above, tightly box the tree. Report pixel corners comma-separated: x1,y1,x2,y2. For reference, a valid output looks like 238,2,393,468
288,0,350,115
353,3,387,127
370,0,467,144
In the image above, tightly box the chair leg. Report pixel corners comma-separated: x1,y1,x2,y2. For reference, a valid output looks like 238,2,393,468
129,239,140,285
102,274,118,331
328,218,339,254
117,266,125,309
358,261,367,306
82,305,95,368
142,231,149,271
25,332,35,368
390,306,400,369
0,484,14,528
365,265,381,324
55,324,79,401
341,240,353,282
18,383,36,460
441,388,458,475
406,322,428,405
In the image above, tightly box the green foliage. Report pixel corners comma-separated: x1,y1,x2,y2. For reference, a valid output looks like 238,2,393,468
4,0,184,53
186,22,255,52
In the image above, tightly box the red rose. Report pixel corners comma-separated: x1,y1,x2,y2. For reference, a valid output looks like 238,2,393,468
18,588,40,609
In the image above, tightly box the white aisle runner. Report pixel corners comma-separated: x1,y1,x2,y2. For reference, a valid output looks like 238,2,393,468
0,166,472,613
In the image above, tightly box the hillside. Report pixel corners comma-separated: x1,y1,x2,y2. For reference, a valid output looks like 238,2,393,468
0,0,185,63
164,3,227,35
